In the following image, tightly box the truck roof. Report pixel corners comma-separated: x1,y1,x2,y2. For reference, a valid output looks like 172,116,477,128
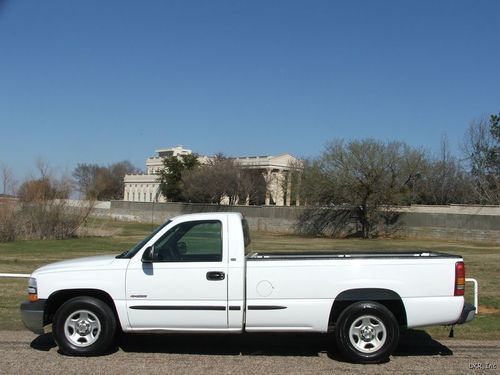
169,211,243,222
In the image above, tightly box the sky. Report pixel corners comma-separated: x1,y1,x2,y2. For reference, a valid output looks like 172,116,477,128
0,0,499,180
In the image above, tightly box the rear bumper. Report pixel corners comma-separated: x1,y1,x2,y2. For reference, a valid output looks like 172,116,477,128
20,299,46,334
456,302,476,324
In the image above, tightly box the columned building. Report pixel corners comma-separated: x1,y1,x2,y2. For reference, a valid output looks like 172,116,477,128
124,146,302,206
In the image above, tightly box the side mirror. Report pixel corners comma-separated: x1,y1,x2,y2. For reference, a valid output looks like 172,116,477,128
142,246,154,263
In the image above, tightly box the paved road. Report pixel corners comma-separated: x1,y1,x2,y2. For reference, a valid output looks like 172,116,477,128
0,330,498,374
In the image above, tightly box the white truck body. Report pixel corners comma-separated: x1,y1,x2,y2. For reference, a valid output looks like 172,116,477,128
21,212,476,362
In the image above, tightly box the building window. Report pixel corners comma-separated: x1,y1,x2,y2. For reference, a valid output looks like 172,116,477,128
127,192,130,201
132,192,135,201
150,192,153,202
143,192,146,201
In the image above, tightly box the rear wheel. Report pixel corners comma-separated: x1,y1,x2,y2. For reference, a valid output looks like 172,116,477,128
52,296,116,356
335,301,399,363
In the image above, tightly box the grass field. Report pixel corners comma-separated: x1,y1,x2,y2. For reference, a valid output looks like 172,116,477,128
1,218,498,340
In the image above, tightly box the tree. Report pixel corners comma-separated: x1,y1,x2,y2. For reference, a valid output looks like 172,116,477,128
5,161,92,241
182,154,267,205
237,168,267,205
17,178,70,202
299,139,425,238
413,136,474,205
1,163,17,196
73,161,139,200
157,154,199,202
73,163,99,198
462,114,500,204
182,154,238,204
18,161,71,202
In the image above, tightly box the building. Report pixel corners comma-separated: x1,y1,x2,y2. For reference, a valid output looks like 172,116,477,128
123,146,302,206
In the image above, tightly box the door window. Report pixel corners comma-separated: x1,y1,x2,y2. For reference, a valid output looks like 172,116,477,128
153,220,222,262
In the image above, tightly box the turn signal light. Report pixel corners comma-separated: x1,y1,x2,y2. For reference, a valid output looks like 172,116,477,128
454,261,465,296
27,277,38,302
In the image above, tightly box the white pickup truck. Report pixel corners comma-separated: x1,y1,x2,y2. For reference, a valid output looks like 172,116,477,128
20,212,476,363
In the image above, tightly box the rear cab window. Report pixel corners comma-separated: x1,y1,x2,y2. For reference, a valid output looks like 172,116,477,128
242,218,251,254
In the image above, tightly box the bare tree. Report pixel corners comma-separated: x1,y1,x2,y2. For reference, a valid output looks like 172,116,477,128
1,161,93,242
299,139,425,238
182,154,239,204
414,136,474,205
182,155,267,205
236,169,267,205
1,163,17,196
73,160,140,200
462,117,500,204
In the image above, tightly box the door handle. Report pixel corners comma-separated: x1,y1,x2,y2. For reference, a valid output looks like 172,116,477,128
206,271,225,281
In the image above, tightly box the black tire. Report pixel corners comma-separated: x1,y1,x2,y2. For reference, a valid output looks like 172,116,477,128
52,296,117,356
335,301,399,364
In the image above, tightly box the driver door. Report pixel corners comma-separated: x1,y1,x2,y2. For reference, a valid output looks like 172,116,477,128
125,219,228,330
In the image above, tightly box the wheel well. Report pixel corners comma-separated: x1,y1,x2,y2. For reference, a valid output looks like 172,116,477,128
45,289,119,327
328,288,407,330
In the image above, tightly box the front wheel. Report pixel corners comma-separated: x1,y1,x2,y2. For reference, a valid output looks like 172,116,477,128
335,301,399,364
52,296,116,356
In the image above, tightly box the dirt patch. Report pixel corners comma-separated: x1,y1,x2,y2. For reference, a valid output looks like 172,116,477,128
478,306,500,315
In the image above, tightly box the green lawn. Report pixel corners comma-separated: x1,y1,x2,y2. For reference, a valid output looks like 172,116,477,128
1,218,498,339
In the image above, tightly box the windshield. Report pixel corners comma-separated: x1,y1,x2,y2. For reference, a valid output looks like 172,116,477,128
116,220,171,259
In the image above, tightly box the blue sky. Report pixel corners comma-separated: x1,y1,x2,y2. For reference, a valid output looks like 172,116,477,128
0,0,499,179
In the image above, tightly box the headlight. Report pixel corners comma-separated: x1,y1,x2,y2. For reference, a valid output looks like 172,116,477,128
27,277,38,302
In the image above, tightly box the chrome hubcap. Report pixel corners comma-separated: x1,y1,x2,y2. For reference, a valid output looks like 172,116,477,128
349,315,386,353
360,326,375,341
64,310,101,347
75,320,91,335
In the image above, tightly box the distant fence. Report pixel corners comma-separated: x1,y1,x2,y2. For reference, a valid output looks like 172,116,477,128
0,273,30,278
100,201,500,243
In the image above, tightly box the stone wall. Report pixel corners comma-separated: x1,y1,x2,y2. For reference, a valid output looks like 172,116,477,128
107,201,500,243
109,201,302,233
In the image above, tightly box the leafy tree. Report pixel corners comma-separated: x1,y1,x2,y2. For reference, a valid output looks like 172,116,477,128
157,154,199,201
299,139,424,238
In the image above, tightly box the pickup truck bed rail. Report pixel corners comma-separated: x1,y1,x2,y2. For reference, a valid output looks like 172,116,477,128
246,251,462,260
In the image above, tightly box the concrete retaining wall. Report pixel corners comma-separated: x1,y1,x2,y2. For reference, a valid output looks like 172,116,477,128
109,201,302,233
106,201,500,243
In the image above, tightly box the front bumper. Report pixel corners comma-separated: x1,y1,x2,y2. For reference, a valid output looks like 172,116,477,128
20,299,46,334
456,302,476,324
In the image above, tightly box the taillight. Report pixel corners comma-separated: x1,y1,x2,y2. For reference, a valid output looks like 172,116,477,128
454,261,465,296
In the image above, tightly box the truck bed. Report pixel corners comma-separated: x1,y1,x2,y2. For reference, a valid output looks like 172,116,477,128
246,251,461,260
